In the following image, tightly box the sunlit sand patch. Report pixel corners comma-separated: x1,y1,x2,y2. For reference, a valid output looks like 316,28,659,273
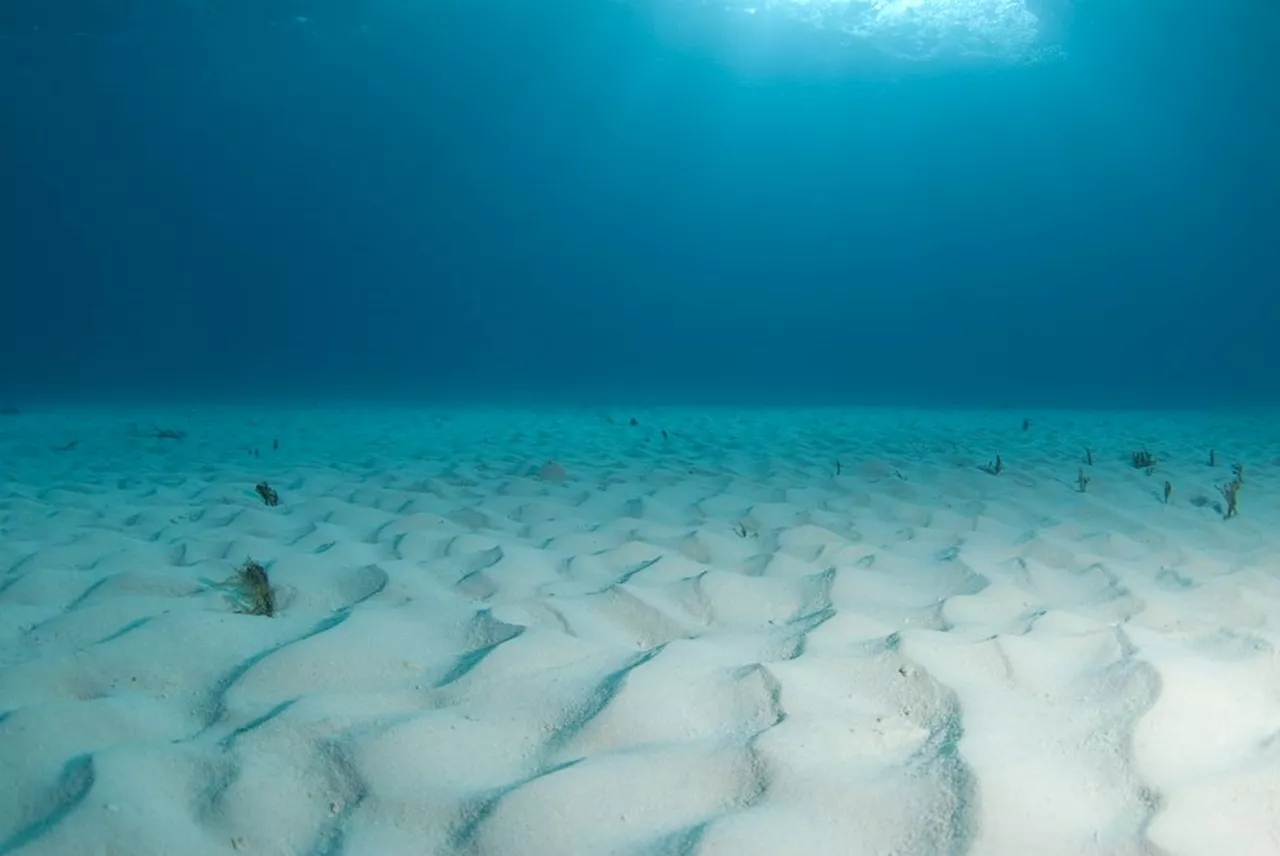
0,405,1277,854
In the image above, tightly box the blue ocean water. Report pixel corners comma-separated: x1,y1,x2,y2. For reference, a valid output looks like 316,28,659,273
2,0,1277,408
4,7,1280,851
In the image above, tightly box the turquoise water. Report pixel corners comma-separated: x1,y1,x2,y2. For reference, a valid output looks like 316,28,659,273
2,0,1277,408
3,8,1278,847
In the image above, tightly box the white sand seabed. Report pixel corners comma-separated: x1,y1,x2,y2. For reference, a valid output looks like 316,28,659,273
0,405,1278,856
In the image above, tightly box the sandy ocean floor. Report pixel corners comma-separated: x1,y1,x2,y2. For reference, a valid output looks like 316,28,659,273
1,405,1278,856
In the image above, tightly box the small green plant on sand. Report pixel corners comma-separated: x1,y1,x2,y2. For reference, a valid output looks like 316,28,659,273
1220,476,1241,520
215,558,277,617
255,482,280,507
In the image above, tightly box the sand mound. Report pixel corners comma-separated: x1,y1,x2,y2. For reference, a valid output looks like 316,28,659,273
1,405,1277,855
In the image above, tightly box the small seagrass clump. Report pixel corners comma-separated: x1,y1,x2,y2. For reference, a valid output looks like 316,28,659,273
1220,475,1241,519
228,559,277,617
1131,449,1156,473
255,481,279,507
981,454,1003,476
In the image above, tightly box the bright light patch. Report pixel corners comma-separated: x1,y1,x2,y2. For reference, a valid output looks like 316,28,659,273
712,0,1059,63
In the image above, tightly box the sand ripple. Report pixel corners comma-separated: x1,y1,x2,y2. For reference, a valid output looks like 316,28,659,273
1,406,1278,855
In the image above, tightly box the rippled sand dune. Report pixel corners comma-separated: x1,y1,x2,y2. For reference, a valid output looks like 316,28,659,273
1,406,1277,856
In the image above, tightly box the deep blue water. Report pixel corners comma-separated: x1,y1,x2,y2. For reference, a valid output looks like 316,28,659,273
2,0,1277,407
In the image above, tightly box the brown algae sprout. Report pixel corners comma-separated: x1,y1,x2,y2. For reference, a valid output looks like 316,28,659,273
1220,476,1241,520
1130,449,1156,475
223,559,277,617
255,482,280,507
